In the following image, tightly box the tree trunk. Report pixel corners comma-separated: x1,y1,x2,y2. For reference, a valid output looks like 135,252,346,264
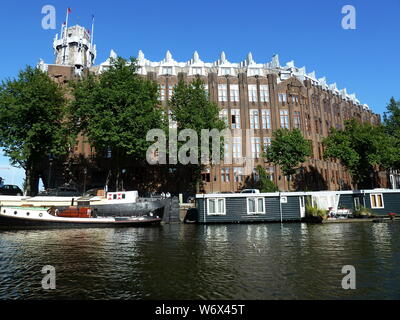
25,164,39,196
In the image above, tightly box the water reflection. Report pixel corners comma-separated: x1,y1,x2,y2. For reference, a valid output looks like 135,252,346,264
0,222,399,299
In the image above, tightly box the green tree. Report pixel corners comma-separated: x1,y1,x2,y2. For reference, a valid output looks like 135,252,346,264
264,128,311,190
323,119,398,189
256,165,279,192
169,77,226,191
384,97,400,138
0,66,74,195
70,57,165,191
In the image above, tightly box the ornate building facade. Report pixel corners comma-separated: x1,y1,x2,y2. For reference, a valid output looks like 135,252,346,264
40,25,386,192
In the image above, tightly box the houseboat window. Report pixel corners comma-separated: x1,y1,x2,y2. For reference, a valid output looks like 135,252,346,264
113,194,117,200
247,197,265,215
122,194,126,199
370,194,384,209
207,198,226,215
354,197,361,211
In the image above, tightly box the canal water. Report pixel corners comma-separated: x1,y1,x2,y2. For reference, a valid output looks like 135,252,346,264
0,222,399,300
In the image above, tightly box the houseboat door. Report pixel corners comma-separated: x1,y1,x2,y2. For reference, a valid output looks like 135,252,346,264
299,196,306,218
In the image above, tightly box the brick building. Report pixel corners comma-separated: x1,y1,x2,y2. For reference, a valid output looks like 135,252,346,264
39,24,387,193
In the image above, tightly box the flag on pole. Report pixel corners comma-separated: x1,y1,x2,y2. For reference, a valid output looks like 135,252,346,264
68,8,72,13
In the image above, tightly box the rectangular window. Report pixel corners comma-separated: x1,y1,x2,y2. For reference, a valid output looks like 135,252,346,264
260,85,269,102
232,136,242,158
251,137,261,158
266,167,275,181
293,111,301,129
191,67,202,75
231,109,241,129
219,109,228,126
159,85,166,101
220,67,231,76
250,109,260,129
291,95,299,104
247,197,265,214
278,93,287,103
263,137,271,152
248,85,258,102
354,197,361,211
163,66,172,75
207,198,226,215
221,168,230,183
230,84,239,102
280,110,289,129
168,85,174,98
201,168,211,183
261,109,271,129
218,84,228,102
233,167,244,182
370,194,384,209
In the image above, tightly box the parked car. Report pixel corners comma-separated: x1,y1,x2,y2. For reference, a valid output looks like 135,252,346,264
0,185,23,196
38,186,82,197
240,189,260,194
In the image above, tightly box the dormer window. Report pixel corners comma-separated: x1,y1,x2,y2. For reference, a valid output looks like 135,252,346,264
162,67,173,75
220,67,231,76
191,67,202,75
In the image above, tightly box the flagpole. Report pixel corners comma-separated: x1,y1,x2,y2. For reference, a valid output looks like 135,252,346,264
65,8,70,38
91,15,95,47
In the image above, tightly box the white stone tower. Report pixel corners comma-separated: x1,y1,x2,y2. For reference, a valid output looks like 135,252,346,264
53,23,97,71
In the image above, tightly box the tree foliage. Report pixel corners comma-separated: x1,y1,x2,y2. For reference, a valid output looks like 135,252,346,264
256,165,279,192
70,57,165,190
168,77,226,190
323,119,399,188
265,129,311,179
0,66,74,195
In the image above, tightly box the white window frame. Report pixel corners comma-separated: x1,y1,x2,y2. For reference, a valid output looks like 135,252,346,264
248,85,258,102
219,109,228,126
261,109,271,129
370,193,384,209
251,137,261,158
232,136,242,159
230,84,239,102
247,197,266,215
260,85,269,102
250,109,260,129
218,84,228,102
207,198,226,215
231,109,241,129
280,110,289,129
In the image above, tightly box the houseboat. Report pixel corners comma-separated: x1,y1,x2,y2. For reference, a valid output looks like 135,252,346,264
0,191,167,218
0,205,162,229
188,189,400,224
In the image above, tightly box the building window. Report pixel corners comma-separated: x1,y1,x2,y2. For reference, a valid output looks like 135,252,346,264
168,85,174,99
261,109,271,129
219,109,228,126
218,84,227,102
232,136,242,158
202,168,211,182
191,67,202,75
250,109,260,129
248,85,258,102
231,109,241,129
168,110,177,129
251,137,261,158
305,114,311,132
263,137,271,152
220,67,231,76
278,93,287,103
266,167,275,181
230,84,239,102
293,111,301,129
162,66,172,75
248,68,261,76
291,95,299,104
370,194,384,209
260,85,269,102
204,84,209,97
207,198,226,215
159,85,166,101
233,167,244,182
221,168,230,183
247,197,265,215
280,110,289,129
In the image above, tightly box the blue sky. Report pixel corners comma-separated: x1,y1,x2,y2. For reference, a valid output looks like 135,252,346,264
0,0,399,188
